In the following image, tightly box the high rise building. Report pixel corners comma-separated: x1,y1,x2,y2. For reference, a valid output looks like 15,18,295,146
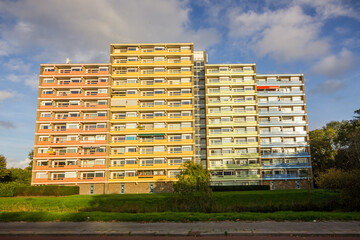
32,43,311,194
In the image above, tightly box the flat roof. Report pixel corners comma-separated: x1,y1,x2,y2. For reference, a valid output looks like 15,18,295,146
111,43,193,46
40,63,110,66
257,74,303,76
206,63,256,66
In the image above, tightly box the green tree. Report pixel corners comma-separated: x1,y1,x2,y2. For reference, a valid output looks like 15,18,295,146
172,161,212,212
9,168,31,184
26,149,34,171
0,154,6,169
0,154,11,182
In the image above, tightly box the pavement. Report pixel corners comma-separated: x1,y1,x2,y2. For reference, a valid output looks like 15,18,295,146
0,221,360,237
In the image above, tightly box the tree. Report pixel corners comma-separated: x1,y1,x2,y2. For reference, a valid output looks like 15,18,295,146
9,168,31,184
172,161,212,212
26,150,34,171
0,154,11,182
0,154,6,169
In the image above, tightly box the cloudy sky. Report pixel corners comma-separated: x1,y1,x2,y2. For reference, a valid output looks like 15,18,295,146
0,0,359,168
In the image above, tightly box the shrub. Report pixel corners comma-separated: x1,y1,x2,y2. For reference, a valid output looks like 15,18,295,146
172,162,213,212
317,168,360,210
210,185,270,192
0,182,27,197
14,186,79,196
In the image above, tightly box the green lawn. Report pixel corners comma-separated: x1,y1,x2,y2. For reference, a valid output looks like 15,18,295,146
1,189,353,222
1,211,359,222
0,189,339,213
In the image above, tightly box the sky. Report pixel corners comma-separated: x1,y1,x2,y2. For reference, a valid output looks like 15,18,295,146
0,0,359,168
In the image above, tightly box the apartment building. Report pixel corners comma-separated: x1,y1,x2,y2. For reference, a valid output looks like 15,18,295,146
32,42,311,193
205,64,261,186
257,74,311,189
32,64,111,194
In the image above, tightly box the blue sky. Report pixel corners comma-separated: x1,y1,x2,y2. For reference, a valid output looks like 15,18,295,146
0,0,359,168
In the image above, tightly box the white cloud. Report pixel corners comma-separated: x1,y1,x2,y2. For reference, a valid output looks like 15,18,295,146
297,0,360,21
7,74,39,90
7,157,30,169
310,79,346,94
228,5,329,62
0,90,18,101
0,0,220,63
313,49,355,78
5,59,31,72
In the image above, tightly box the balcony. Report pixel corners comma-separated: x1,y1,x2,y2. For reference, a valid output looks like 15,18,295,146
36,152,106,158
207,110,256,117
258,110,305,116
259,121,307,126
260,141,309,148
257,80,303,86
41,82,109,87
112,81,192,88
109,163,179,170
258,100,304,106
257,91,304,96
34,164,106,170
207,100,256,106
206,69,255,75
262,174,308,180
110,139,193,145
206,80,255,85
33,177,105,183
207,120,257,127
109,127,193,134
109,150,194,158
207,131,258,137
37,128,107,134
261,152,311,158
37,140,107,146
208,142,259,147
262,163,311,169
42,69,109,76
207,90,255,96
39,104,109,110
210,174,260,180
209,163,260,169
111,48,191,55
40,93,109,99
208,153,259,159
260,131,307,136
111,115,193,122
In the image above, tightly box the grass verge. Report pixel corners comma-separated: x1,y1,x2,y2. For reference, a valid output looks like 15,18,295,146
0,211,359,222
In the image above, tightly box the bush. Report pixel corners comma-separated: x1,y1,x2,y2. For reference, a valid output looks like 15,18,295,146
0,182,27,197
210,185,270,192
317,168,360,210
14,186,79,196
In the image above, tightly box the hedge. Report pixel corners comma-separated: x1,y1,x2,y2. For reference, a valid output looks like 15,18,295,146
14,185,79,196
210,185,270,192
0,182,28,197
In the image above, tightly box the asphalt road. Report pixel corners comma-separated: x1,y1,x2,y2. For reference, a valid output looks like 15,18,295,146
1,236,359,240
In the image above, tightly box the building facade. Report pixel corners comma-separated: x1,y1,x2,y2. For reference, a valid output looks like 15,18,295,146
32,43,311,194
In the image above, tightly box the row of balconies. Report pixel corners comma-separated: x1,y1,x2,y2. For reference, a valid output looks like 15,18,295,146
206,67,254,75
112,81,192,88
258,110,305,116
111,115,193,122
259,120,307,126
39,104,108,110
37,116,108,122
42,68,109,76
111,92,193,98
112,59,192,66
37,127,107,134
207,100,256,106
109,127,194,133
40,93,109,98
36,140,107,146
257,90,304,96
112,69,192,76
109,150,194,158
257,80,302,86
111,47,191,55
206,79,255,85
207,89,255,95
258,100,304,106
